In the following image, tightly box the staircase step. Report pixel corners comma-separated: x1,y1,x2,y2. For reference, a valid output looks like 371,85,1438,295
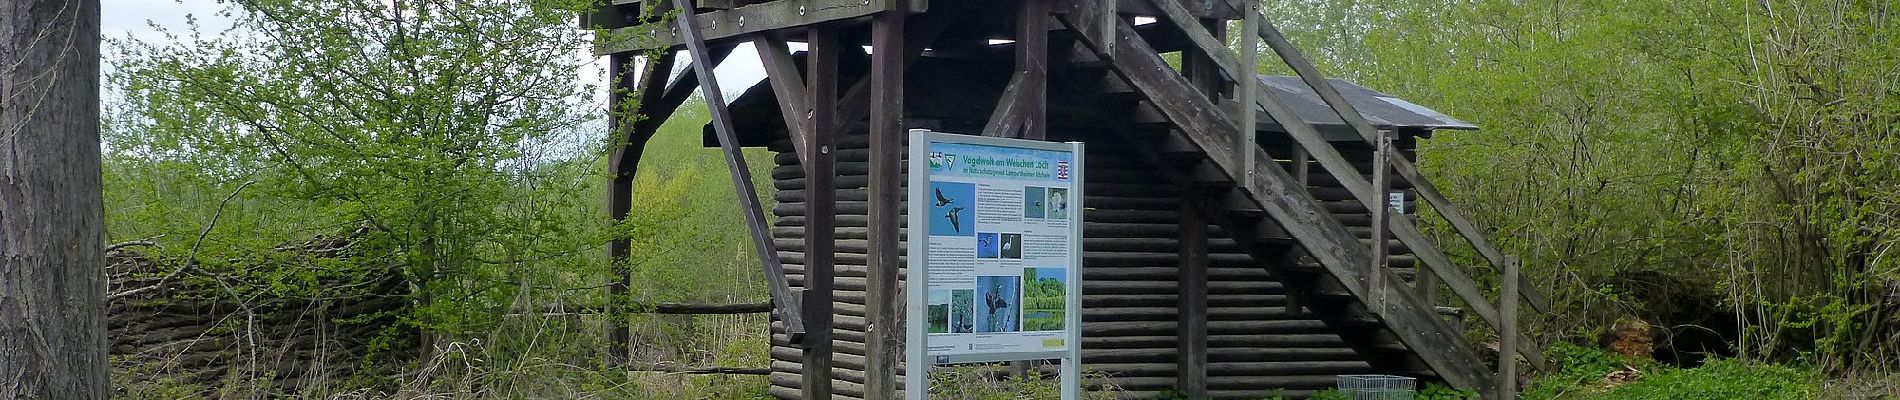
1129,101,1168,123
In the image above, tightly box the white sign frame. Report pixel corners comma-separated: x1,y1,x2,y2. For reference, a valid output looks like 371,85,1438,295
904,129,1083,400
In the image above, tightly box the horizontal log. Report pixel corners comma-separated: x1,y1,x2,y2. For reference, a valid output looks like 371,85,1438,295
1081,306,1317,322
1113,389,1321,400
1084,320,1327,336
1086,334,1347,349
1084,360,1370,377
629,364,771,375
1083,347,1361,363
1107,375,1344,390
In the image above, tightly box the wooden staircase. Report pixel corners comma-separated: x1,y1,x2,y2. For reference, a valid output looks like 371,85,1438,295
1047,1,1548,397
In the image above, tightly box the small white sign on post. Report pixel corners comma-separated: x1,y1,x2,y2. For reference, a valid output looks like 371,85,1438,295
905,130,1084,400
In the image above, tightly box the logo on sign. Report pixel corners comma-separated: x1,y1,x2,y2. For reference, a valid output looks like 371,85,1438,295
1056,160,1070,180
930,152,958,171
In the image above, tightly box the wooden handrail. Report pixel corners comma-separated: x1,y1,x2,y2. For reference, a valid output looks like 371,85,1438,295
1252,13,1552,314
1056,5,1501,391
1251,81,1545,368
1105,0,1549,368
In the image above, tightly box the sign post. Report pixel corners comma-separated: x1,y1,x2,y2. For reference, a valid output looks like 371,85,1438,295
905,130,1084,400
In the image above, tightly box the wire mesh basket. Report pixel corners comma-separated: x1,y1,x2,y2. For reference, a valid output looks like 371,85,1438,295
1336,374,1417,400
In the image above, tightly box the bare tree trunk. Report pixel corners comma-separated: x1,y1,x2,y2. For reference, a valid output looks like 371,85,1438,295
0,0,107,398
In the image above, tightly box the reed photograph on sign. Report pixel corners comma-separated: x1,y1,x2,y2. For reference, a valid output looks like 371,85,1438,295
1022,268,1068,331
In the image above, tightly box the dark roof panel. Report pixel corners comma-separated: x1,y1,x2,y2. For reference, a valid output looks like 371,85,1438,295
1253,76,1478,135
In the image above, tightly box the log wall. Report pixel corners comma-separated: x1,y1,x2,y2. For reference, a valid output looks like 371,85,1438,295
764,128,1425,399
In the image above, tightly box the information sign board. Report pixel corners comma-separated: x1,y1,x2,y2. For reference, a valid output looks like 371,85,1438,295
904,130,1082,399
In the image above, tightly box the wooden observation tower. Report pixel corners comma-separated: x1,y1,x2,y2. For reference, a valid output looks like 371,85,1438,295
589,0,1547,398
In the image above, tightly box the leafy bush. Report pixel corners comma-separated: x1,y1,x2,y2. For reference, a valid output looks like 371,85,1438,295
1419,383,1479,399
1307,388,1350,400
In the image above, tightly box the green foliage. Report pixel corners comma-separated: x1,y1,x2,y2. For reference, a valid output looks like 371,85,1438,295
924,366,1120,400
1021,268,1067,331
1266,0,1900,369
1152,388,1189,400
101,0,779,396
1307,388,1350,400
1526,343,1820,399
1418,383,1479,400
109,0,608,340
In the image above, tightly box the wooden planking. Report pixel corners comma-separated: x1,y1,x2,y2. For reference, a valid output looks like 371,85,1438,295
671,0,804,335
861,6,907,399
1251,15,1550,314
589,0,1238,36
1052,4,1499,395
597,0,907,55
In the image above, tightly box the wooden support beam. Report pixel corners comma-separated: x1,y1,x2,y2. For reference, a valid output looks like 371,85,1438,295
1019,0,1049,140
1287,146,1308,316
755,34,814,163
1369,132,1393,313
983,73,1030,137
863,6,907,399
1500,256,1521,398
599,0,914,54
981,0,1050,139
1098,0,1116,56
1237,2,1260,188
670,0,804,337
1252,15,1551,314
1177,188,1210,399
801,23,840,399
1053,5,1499,394
832,8,960,134
616,45,735,174
1146,0,1245,86
607,51,672,363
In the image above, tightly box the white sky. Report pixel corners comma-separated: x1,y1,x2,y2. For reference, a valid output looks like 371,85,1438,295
101,0,774,107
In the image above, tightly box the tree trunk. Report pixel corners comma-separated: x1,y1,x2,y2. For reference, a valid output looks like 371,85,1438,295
0,0,107,398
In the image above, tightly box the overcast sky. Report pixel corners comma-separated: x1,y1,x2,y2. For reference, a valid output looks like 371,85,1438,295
100,0,773,107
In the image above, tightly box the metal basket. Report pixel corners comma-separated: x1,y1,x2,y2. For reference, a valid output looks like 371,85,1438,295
1336,374,1417,400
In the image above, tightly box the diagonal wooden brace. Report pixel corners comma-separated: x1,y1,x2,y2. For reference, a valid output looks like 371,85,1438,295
671,0,805,338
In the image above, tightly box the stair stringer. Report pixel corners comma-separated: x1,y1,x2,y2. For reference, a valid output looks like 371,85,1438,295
1053,3,1500,397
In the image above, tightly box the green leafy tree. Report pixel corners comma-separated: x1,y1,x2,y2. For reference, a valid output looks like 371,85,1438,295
109,0,602,353
1265,0,1900,371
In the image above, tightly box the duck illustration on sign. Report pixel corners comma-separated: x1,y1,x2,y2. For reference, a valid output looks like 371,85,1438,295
928,181,976,237
934,187,955,207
